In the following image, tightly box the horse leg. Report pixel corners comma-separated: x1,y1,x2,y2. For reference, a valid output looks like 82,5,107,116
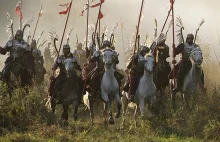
115,92,122,118
101,91,114,124
61,104,69,125
183,94,192,110
139,96,145,119
134,104,139,128
121,91,128,129
103,102,108,126
88,95,94,124
51,98,56,115
171,87,176,111
73,101,79,121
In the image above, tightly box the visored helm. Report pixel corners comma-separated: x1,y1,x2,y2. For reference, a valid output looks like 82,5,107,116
103,40,111,48
15,30,23,41
140,46,150,56
63,44,70,56
77,43,83,50
186,33,194,45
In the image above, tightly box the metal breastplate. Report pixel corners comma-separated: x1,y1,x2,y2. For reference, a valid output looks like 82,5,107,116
9,40,29,58
182,43,195,60
136,54,145,73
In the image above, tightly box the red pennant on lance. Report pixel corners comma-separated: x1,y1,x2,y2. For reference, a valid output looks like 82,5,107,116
59,2,71,15
15,1,23,19
39,10,43,17
90,0,105,8
80,0,105,16
98,11,103,19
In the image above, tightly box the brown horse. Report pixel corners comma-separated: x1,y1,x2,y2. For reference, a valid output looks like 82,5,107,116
8,52,35,88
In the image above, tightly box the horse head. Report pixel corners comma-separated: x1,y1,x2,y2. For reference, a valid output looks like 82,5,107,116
103,48,114,69
64,58,76,78
144,54,155,75
190,47,203,68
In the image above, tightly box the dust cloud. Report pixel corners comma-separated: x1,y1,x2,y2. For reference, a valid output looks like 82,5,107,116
0,0,220,69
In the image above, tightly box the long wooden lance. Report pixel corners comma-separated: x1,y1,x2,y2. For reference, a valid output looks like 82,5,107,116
82,0,90,103
32,4,43,40
89,0,103,57
161,0,176,34
85,0,90,58
58,0,73,55
82,0,103,101
128,0,144,100
20,0,23,29
171,0,176,87
131,0,145,67
48,0,73,97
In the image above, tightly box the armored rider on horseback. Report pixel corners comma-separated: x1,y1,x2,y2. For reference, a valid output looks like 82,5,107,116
84,39,123,98
151,33,171,88
50,43,82,103
0,29,31,83
123,46,150,101
170,33,205,93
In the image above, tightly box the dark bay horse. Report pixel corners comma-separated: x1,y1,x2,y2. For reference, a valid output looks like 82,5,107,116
7,52,36,90
50,58,81,123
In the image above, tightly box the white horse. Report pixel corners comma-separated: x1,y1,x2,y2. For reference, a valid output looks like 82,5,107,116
83,48,121,125
121,54,157,128
171,47,204,109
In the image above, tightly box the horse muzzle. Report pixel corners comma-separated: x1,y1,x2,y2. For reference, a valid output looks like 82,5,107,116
105,63,112,69
145,69,152,75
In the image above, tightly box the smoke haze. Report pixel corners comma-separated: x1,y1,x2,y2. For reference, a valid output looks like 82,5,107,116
0,0,220,69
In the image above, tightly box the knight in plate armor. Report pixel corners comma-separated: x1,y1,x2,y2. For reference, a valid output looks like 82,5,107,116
51,44,82,103
31,39,46,83
151,33,171,87
170,33,204,93
123,46,150,101
73,43,86,67
31,40,44,65
0,29,31,83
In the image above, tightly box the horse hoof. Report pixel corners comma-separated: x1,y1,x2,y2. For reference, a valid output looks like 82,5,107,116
74,115,78,121
108,117,114,124
115,113,120,118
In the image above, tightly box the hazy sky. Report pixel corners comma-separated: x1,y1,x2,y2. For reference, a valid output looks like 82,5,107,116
0,0,220,69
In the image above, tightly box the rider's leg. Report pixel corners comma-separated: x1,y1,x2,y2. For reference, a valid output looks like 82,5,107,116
129,74,142,101
54,74,66,103
114,72,123,97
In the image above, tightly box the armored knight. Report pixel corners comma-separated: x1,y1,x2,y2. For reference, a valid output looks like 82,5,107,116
151,33,171,87
73,43,86,66
170,33,204,93
31,40,44,65
123,46,150,101
0,30,31,83
51,44,82,103
30,39,46,83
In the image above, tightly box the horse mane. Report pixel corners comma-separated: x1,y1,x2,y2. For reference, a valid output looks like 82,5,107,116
191,46,202,54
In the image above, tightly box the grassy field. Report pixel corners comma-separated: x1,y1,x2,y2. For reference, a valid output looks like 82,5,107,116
0,79,219,142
